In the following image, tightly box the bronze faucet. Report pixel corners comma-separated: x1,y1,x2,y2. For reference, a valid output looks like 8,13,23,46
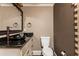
7,26,12,46
7,26,10,46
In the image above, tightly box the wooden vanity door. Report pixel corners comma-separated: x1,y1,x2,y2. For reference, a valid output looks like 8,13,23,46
54,3,75,56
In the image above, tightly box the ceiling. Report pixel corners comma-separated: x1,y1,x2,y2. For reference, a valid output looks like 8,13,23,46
0,3,12,6
0,3,54,7
22,3,54,6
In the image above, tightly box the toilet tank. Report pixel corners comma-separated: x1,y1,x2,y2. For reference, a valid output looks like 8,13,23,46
41,37,50,47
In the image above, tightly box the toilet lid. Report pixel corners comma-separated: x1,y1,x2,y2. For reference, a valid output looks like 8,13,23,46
41,37,50,47
42,47,53,56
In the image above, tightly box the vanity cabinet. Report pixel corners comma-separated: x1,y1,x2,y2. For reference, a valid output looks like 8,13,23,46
0,38,33,56
21,38,33,56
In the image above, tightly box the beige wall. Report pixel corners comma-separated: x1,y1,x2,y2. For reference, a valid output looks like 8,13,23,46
22,6,53,50
0,6,21,30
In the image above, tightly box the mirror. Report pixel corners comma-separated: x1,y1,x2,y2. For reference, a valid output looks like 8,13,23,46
0,4,23,35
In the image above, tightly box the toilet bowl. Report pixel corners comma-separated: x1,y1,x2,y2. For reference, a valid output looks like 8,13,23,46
41,37,53,56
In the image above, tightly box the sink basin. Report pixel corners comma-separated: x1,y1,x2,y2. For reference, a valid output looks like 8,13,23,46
24,32,33,37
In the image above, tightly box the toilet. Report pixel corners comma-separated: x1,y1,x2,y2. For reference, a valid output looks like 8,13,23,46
41,37,53,56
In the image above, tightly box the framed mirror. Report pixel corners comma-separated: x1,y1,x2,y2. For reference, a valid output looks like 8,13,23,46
0,3,23,35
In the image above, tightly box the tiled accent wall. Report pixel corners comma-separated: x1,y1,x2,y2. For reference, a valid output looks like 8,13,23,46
73,3,79,56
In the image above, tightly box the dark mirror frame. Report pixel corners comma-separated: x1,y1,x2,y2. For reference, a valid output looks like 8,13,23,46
0,3,23,35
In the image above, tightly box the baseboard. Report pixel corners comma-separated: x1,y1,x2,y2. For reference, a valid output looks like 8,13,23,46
32,50,41,56
32,49,57,56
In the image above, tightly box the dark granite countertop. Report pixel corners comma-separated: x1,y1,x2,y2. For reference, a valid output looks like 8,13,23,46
0,32,33,49
0,37,31,49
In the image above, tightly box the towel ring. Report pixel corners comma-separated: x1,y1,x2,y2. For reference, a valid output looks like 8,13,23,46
27,22,32,28
13,22,18,28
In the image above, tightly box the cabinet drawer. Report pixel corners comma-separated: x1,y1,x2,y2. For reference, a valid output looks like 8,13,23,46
26,39,33,49
24,49,29,56
28,49,32,56
21,44,28,55
21,39,33,56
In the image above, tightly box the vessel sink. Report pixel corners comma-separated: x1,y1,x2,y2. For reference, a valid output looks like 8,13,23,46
24,32,33,37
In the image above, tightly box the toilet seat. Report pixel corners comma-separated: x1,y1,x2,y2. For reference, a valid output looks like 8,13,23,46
41,37,53,56
42,47,53,56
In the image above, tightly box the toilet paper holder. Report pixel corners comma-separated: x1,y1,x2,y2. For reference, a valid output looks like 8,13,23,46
61,51,67,56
